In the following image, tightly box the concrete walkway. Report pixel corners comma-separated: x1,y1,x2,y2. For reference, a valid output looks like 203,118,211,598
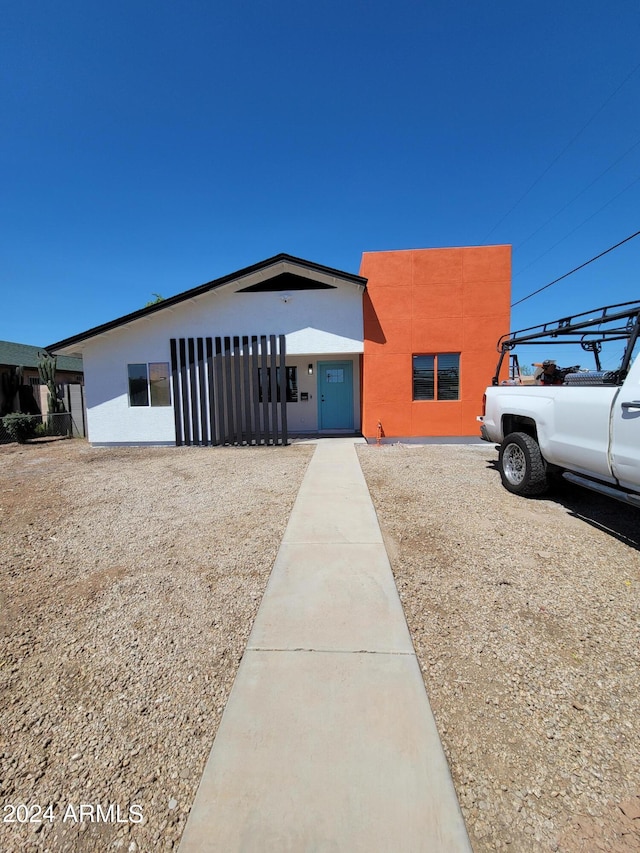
179,439,472,852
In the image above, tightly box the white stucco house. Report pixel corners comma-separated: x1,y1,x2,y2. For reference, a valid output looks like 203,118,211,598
48,254,366,446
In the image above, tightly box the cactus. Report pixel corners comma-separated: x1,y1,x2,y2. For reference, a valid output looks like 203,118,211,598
38,352,65,420
38,351,56,386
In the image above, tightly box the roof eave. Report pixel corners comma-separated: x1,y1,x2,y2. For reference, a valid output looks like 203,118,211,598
47,253,367,353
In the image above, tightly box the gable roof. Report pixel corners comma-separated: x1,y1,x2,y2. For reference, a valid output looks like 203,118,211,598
47,253,367,354
0,340,83,373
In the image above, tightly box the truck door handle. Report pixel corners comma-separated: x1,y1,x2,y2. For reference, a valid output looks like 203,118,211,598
621,400,640,410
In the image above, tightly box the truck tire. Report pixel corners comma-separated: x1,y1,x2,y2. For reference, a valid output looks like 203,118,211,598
499,432,549,496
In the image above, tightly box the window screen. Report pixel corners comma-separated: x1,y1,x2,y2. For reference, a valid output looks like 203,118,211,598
437,353,460,400
149,362,171,406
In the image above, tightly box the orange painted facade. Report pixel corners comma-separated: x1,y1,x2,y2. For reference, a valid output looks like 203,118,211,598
360,246,511,438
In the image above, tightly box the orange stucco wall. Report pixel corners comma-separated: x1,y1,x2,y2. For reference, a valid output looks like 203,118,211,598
360,245,511,438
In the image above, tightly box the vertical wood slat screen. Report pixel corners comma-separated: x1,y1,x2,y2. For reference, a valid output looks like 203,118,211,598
169,335,288,446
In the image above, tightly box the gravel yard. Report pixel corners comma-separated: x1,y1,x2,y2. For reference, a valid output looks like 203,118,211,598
2,437,639,853
0,439,313,852
357,442,640,853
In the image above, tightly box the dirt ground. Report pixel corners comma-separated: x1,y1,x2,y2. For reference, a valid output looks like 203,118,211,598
0,438,314,852
357,442,640,853
2,437,639,852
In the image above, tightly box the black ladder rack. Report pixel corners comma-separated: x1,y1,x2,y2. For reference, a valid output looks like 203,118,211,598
492,300,640,385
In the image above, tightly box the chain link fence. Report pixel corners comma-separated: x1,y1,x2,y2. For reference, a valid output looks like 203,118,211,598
0,412,83,445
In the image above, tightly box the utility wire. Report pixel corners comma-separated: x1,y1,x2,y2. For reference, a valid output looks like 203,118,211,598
483,60,640,242
511,229,640,308
513,173,640,279
516,135,640,250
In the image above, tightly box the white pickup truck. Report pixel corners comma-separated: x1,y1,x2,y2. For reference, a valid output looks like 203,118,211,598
478,301,640,507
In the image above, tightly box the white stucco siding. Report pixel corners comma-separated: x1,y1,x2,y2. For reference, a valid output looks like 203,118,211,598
285,327,360,354
108,284,364,354
80,283,363,444
83,342,176,445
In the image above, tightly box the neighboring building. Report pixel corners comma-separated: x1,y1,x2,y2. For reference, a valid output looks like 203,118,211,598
0,340,84,415
47,247,511,446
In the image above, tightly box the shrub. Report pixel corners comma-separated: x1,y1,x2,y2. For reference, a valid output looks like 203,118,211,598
1,413,36,443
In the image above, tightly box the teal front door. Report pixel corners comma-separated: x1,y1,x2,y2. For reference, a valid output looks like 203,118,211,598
318,360,354,430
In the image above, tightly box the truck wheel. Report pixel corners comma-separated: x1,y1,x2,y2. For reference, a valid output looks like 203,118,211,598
499,432,549,496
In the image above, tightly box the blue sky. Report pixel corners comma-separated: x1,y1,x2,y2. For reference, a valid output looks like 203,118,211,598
2,1,639,370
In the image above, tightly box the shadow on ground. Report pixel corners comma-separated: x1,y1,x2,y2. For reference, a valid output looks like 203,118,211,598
485,458,640,551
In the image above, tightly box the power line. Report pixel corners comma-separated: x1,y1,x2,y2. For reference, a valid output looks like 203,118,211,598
483,60,640,242
515,135,640,250
512,172,640,279
511,229,640,308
